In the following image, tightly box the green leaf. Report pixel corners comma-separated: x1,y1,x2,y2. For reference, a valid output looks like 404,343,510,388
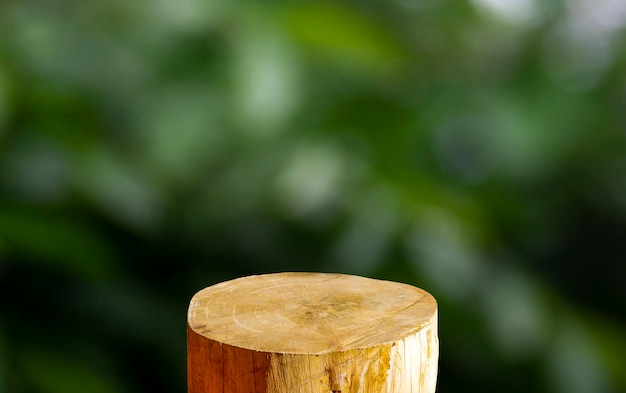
20,350,127,393
279,2,406,72
0,207,117,280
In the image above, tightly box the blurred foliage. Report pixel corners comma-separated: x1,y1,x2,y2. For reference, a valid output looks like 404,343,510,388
0,0,625,392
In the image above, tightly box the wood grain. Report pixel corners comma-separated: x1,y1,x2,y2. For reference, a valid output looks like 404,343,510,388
188,272,438,393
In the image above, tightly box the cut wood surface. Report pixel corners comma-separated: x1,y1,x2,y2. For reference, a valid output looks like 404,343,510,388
188,272,438,393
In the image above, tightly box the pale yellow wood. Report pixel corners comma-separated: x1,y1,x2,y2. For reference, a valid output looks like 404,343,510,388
188,272,438,393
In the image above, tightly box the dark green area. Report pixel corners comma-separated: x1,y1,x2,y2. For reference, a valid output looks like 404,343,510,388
0,0,625,392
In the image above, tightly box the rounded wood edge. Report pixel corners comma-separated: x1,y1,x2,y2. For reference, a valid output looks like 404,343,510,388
187,319,439,393
187,324,271,393
188,272,438,355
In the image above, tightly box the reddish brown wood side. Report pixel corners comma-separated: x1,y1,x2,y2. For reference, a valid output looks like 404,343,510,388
252,351,270,392
187,324,269,393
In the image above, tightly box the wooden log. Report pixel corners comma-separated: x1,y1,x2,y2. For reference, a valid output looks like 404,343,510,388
188,272,438,393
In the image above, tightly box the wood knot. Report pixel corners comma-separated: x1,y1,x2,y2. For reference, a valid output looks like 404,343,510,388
327,366,346,393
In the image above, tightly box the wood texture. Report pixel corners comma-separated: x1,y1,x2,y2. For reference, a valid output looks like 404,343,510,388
188,272,438,393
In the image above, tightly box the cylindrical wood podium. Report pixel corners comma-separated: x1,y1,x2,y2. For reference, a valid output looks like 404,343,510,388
187,272,438,393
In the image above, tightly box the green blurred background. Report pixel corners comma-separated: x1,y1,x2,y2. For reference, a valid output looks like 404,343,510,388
1,0,625,392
